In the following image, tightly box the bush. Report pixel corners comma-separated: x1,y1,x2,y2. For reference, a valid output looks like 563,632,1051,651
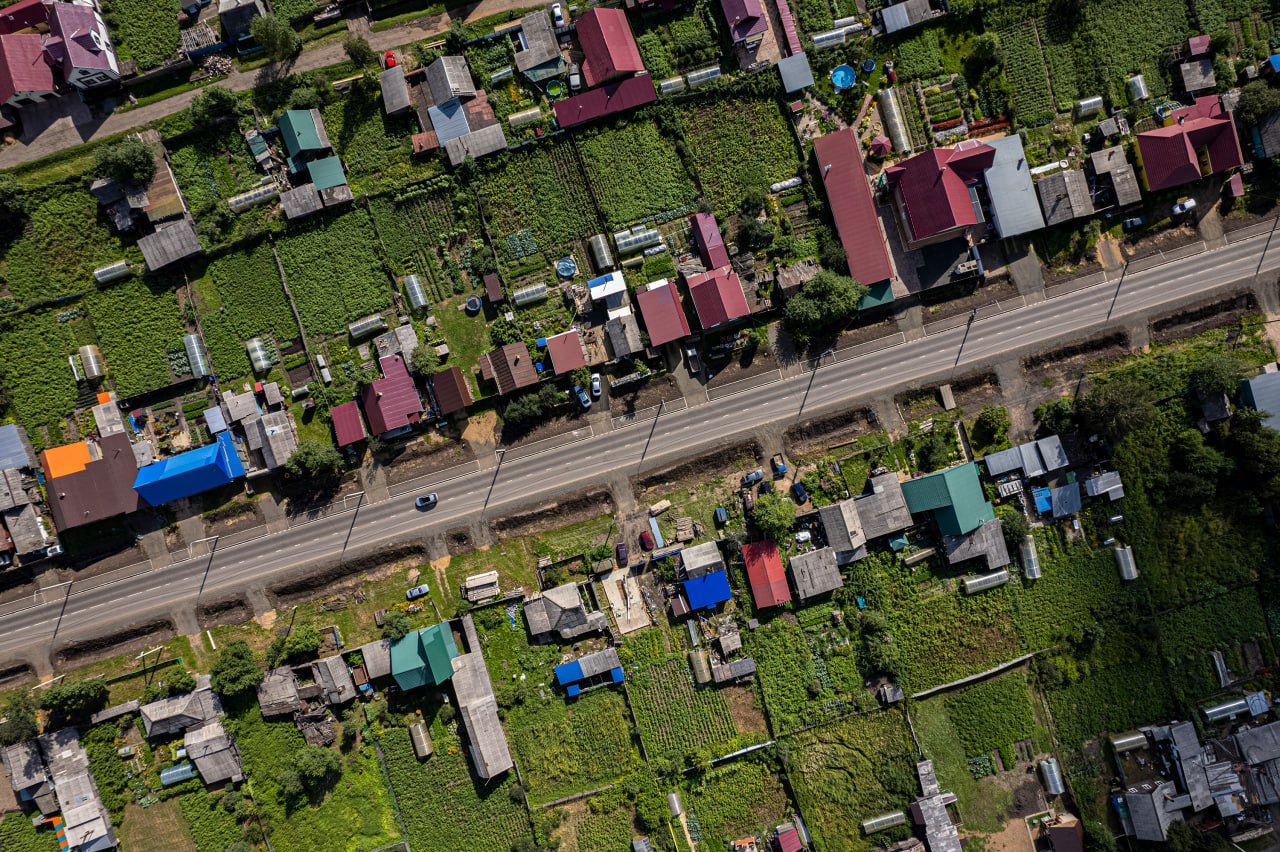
0,693,38,745
501,383,563,425
382,610,412,640
971,405,1009,448
40,679,108,722
1034,397,1074,434
295,745,341,793
188,86,238,126
251,15,300,62
284,440,344,482
784,271,868,345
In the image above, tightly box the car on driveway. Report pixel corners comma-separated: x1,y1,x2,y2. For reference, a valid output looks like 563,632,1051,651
383,50,397,68
575,385,592,409
406,583,430,601
590,373,602,397
686,347,702,376
791,481,809,504
741,469,764,487
415,493,438,510
550,2,564,26
639,530,655,551
1122,216,1147,231
615,542,629,565
568,63,582,90
1172,197,1197,217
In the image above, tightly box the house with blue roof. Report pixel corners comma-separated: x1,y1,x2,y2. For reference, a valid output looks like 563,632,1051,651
1239,371,1280,428
683,570,731,611
554,647,623,697
900,462,994,536
132,432,245,506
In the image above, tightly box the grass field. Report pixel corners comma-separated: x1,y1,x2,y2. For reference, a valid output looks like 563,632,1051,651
912,696,1013,833
117,800,197,852
684,759,790,847
786,710,918,852
578,118,698,229
275,209,392,338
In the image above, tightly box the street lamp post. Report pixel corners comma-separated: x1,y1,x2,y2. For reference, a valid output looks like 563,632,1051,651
797,348,835,424
636,399,666,476
482,449,507,518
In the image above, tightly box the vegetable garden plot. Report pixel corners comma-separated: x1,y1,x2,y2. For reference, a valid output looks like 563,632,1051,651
1077,0,1188,103
891,28,944,81
1157,586,1272,705
477,143,601,261
103,0,180,70
632,4,721,79
1,187,131,309
275,208,391,337
625,653,740,764
194,242,299,383
168,125,260,214
383,725,533,851
177,791,243,852
507,688,643,804
578,119,697,230
680,98,802,219
997,21,1054,126
321,83,424,194
942,671,1036,759
0,308,82,449
369,177,482,286
1044,656,1177,748
0,812,57,852
786,710,917,852
85,277,187,398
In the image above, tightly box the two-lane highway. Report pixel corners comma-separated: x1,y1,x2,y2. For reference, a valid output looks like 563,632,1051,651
1,231,1276,667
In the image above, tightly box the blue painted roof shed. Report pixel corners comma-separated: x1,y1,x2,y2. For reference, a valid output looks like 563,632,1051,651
133,432,245,506
683,569,731,610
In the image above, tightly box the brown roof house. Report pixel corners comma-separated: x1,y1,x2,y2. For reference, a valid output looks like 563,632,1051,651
524,582,608,641
478,343,539,396
41,433,142,534
431,366,473,415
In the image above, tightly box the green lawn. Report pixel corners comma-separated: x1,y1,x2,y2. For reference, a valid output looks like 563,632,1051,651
431,296,493,398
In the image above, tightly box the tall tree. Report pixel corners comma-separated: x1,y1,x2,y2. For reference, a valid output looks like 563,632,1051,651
783,271,868,345
94,137,156,185
753,491,797,541
342,34,375,68
210,640,263,697
251,15,300,62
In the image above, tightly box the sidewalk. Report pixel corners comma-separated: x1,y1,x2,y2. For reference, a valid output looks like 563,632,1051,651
0,0,526,170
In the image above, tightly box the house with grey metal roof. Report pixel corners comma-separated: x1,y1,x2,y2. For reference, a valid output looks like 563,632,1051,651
912,760,961,852
512,11,564,82
184,721,243,785
788,547,842,601
879,0,943,33
818,500,866,564
140,678,222,738
1050,482,1082,518
379,65,410,114
681,541,725,578
452,614,514,779
2,740,48,801
256,668,300,717
357,639,392,680
0,424,36,471
138,217,202,272
38,727,116,852
426,56,477,104
525,582,608,641
983,135,1046,239
1037,169,1094,226
942,519,1010,570
1084,471,1124,501
443,124,509,166
312,655,356,706
855,473,914,540
1089,146,1143,207
984,435,1069,479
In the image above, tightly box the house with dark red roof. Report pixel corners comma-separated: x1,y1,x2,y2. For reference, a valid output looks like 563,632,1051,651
1135,96,1243,192
0,34,53,108
430,366,473,415
0,0,49,35
691,213,730,270
479,343,539,396
719,0,767,44
41,433,142,533
553,75,656,129
44,1,120,90
636,280,691,347
885,139,995,248
813,128,894,286
330,401,366,447
544,330,587,374
686,267,750,330
742,540,790,608
575,7,644,88
361,355,422,437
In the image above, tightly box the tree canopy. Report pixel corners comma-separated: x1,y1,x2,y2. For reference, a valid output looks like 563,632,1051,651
409,343,439,375
251,15,301,62
1190,352,1242,398
342,34,376,68
0,692,38,745
188,86,238,126
94,137,156,186
783,271,868,346
285,440,344,482
1237,80,1280,126
753,491,796,541
210,640,263,697
40,679,108,722
1077,379,1155,443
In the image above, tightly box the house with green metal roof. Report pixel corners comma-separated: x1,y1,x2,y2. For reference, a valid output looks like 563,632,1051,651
390,623,459,691
857,281,896,311
307,155,347,191
900,462,994,536
276,108,333,175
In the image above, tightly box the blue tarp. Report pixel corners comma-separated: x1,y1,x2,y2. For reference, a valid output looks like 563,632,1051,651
133,432,245,506
683,570,731,610
1269,54,1280,73
1032,486,1052,515
554,660,584,685
567,684,581,697
648,517,665,549
610,667,624,683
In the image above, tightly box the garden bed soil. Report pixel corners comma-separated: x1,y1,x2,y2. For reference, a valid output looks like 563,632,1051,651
383,434,475,485
896,371,1000,419
490,489,614,540
1149,292,1256,344
724,685,768,736
197,596,252,629
835,313,900,349
55,618,176,666
498,409,590,448
705,344,780,389
1120,222,1200,259
918,274,1020,322
1022,332,1130,388
784,407,878,454
634,441,762,493
607,374,684,416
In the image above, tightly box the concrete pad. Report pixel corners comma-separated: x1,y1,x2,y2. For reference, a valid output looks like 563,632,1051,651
602,568,649,634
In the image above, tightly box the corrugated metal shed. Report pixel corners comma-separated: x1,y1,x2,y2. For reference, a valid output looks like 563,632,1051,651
379,65,410,114
984,135,1046,239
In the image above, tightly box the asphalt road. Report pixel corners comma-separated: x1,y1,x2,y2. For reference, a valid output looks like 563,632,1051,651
2,233,1276,668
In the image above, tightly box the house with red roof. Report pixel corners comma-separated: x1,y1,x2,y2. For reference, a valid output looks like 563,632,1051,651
1135,96,1243,192
553,75,656,129
719,0,767,44
813,128,894,286
44,1,119,89
742,540,790,608
691,212,730,270
636,280,691,347
575,7,644,88
330,401,366,448
686,267,750,331
430,365,473,415
885,139,995,248
0,33,53,108
544,329,587,374
0,0,49,35
361,355,422,437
